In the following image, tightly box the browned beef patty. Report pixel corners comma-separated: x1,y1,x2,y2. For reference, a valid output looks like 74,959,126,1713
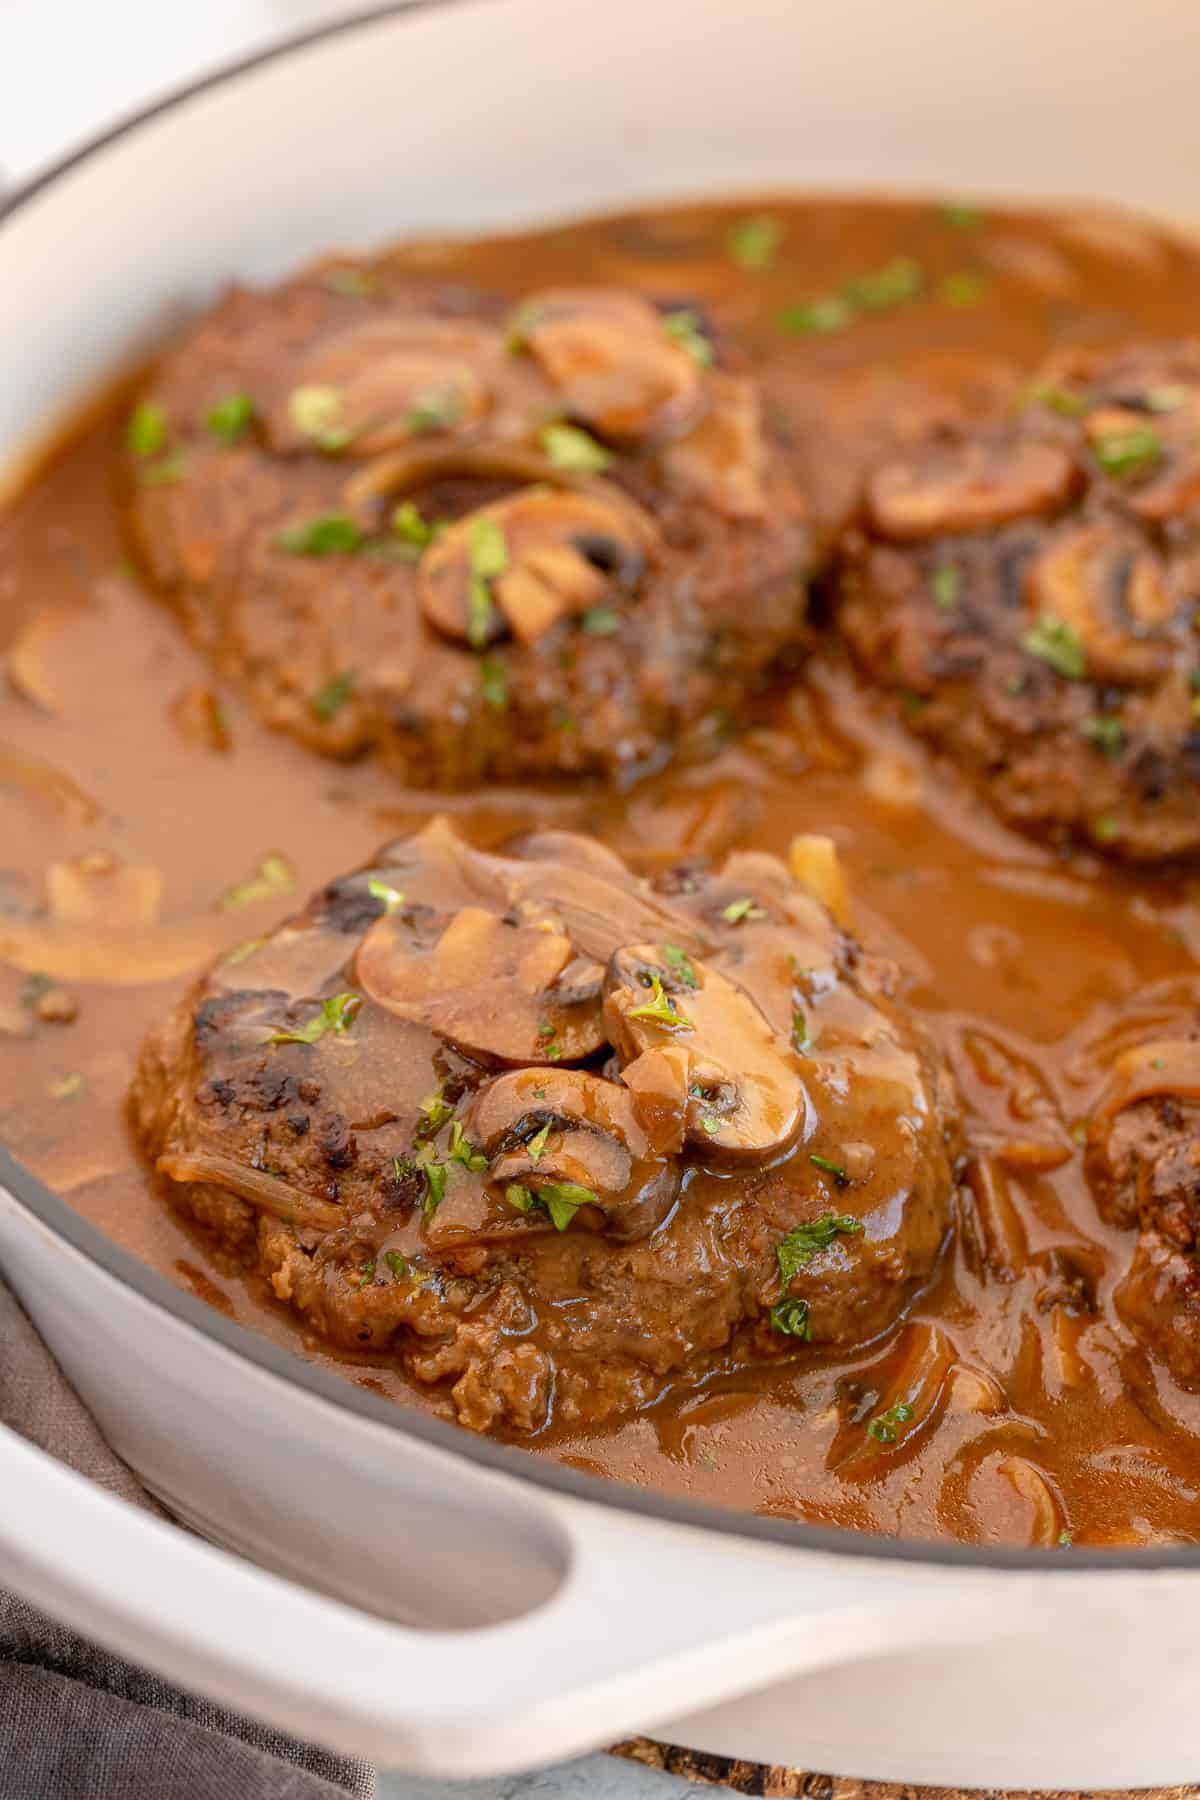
834,342,1200,860
1086,1037,1200,1389
128,272,813,788
131,821,962,1434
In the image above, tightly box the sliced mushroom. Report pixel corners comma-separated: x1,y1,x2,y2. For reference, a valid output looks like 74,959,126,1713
1026,526,1175,687
271,316,502,456
660,373,769,520
419,488,646,648
504,830,636,884
521,287,704,441
465,1065,680,1240
867,439,1078,541
356,898,605,1065
605,944,807,1161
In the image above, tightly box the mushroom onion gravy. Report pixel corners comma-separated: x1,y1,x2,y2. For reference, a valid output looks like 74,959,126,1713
6,195,1200,1549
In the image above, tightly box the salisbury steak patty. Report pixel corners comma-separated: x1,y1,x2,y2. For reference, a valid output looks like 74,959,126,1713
132,821,962,1434
1086,1037,1200,1388
128,272,813,787
834,342,1200,859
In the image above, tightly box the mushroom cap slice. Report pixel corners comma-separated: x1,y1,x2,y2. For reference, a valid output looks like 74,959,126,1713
355,900,605,1065
866,439,1078,541
522,286,704,442
605,944,808,1162
660,373,769,521
465,1065,680,1240
419,488,647,648
1026,524,1176,687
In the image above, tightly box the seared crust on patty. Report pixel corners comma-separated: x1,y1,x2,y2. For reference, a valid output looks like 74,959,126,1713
128,272,813,788
834,341,1200,859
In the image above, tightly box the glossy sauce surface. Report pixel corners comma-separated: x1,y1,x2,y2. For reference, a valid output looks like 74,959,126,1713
5,196,1200,1548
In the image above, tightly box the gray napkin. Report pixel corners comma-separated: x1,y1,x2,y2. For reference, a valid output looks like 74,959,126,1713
0,1275,376,1800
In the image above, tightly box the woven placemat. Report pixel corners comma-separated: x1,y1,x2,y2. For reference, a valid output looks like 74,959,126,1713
611,1741,1193,1799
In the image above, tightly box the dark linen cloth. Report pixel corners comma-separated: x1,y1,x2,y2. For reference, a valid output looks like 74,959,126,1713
0,1275,376,1800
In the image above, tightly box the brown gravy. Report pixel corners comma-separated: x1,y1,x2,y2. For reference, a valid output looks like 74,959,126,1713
5,195,1200,1548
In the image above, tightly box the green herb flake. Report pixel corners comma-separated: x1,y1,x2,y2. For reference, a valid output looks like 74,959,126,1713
289,385,352,452
627,972,694,1032
1081,715,1125,758
700,1115,721,1136
866,1400,915,1444
207,392,256,445
776,295,853,336
138,451,188,487
223,936,265,967
939,271,988,308
51,1072,84,1101
540,421,612,473
770,1297,812,1339
367,878,406,915
723,896,767,925
791,1007,808,1050
421,1155,448,1219
727,212,783,273
466,515,510,648
1091,814,1120,843
527,1122,552,1161
662,943,698,989
662,308,715,367
809,1152,850,1188
127,401,168,457
416,1088,454,1135
1024,382,1089,418
1092,426,1162,479
268,991,361,1046
939,201,985,231
407,386,465,435
1058,1529,1074,1548
777,1212,863,1285
505,298,545,355
931,564,961,609
447,1120,489,1173
1022,614,1087,680
275,513,363,556
384,1250,409,1281
311,669,357,722
480,656,509,712
219,852,295,912
503,1180,597,1231
356,1259,377,1288
581,605,621,636
1070,1121,1088,1147
392,501,442,550
844,257,923,312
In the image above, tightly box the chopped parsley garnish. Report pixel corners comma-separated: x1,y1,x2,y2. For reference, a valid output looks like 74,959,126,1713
700,1115,721,1136
368,877,406,913
1091,814,1120,843
268,991,361,1046
778,259,923,336
480,656,508,712
727,212,783,273
504,1180,597,1231
722,896,766,925
417,1088,454,1135
791,1007,808,1050
311,669,357,721
447,1121,489,1173
138,452,188,486
51,1073,84,1101
662,943,698,989
770,1297,812,1339
289,385,352,452
407,387,465,435
939,201,984,231
419,1153,448,1218
777,1213,863,1285
1024,382,1089,417
527,1122,552,1161
384,1250,409,1281
325,267,377,297
1057,1529,1074,1548
1081,715,1125,758
466,515,510,647
392,501,442,549
931,564,961,609
775,295,853,336
866,1400,914,1444
627,972,694,1031
581,605,621,636
356,1260,377,1288
540,422,612,472
938,272,988,308
662,308,715,367
219,852,295,912
207,393,256,445
505,298,545,354
1092,426,1162,479
127,401,167,457
809,1153,850,1188
223,936,264,967
1022,614,1086,680
275,513,363,556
